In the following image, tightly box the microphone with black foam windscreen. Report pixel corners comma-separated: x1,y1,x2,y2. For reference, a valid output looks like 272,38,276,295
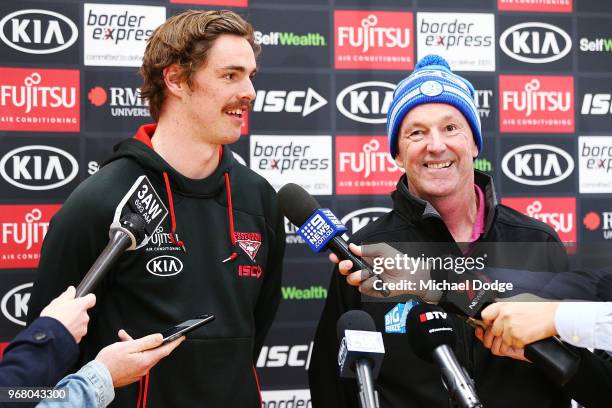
406,303,482,408
337,310,385,408
278,183,389,297
75,175,168,297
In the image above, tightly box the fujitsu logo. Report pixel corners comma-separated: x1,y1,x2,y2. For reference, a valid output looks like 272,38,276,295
502,79,570,117
338,139,399,178
337,14,410,53
147,226,181,250
526,200,573,233
1,208,49,250
0,72,76,113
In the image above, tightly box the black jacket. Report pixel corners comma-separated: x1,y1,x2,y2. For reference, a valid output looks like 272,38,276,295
309,172,573,408
27,124,285,407
0,317,78,390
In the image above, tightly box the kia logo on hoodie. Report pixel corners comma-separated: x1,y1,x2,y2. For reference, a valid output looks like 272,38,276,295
146,255,183,277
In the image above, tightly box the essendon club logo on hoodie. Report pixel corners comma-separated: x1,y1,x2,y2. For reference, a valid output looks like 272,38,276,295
334,10,413,70
235,231,262,262
0,204,61,268
501,197,576,243
499,75,574,133
0,68,79,132
335,136,403,195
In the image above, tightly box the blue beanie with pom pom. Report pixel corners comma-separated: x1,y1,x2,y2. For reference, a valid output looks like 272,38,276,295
386,54,482,157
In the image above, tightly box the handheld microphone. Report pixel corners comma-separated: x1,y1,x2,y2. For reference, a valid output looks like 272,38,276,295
337,310,385,408
406,303,482,408
278,183,389,296
75,176,168,297
437,273,580,386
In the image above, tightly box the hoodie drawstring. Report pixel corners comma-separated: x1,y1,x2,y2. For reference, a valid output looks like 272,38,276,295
162,171,186,252
136,373,150,408
222,172,239,263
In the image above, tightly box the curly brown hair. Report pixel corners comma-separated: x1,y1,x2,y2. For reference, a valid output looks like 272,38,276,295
139,10,260,122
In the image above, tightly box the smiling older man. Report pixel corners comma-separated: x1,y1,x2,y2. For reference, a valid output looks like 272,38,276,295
308,55,572,408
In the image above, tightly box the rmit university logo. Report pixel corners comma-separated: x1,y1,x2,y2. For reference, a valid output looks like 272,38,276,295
419,310,447,322
499,75,574,133
0,145,78,191
0,9,78,54
1,283,32,326
0,68,80,132
146,255,183,277
583,210,612,240
335,10,413,70
336,81,394,124
500,22,572,64
87,85,149,118
234,231,262,261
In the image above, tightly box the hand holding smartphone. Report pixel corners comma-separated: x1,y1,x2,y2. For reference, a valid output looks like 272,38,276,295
161,314,215,344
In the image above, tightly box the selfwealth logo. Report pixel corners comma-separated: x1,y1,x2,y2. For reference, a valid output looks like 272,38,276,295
83,4,165,67
0,68,79,132
336,81,394,124
0,204,61,268
502,144,574,186
579,136,612,193
335,10,413,70
499,75,574,133
0,9,78,54
500,22,571,64
250,135,332,195
579,36,612,53
501,197,576,243
255,30,326,47
0,145,78,191
336,136,403,195
497,0,572,13
416,12,495,71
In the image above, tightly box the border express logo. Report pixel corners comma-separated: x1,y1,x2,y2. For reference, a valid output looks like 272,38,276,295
579,136,612,193
84,4,165,67
335,10,413,70
416,12,495,71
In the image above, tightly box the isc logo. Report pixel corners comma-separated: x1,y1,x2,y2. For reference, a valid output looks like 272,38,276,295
252,88,327,117
581,93,612,115
256,342,313,369
419,311,447,322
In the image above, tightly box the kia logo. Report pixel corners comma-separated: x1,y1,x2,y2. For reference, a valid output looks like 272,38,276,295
146,255,183,276
502,144,574,186
336,81,395,124
0,145,79,191
1,283,32,327
500,22,571,64
0,9,78,54
340,207,391,239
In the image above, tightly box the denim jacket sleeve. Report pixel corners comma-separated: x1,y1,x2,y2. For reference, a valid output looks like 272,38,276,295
36,360,114,408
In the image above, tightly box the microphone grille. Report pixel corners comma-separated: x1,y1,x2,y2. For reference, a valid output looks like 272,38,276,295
277,183,320,226
406,303,456,362
336,310,377,341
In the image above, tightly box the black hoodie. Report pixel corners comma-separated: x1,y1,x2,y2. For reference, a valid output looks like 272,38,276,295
28,124,285,407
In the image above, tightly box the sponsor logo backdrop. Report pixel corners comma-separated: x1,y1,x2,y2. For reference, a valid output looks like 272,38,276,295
0,0,610,401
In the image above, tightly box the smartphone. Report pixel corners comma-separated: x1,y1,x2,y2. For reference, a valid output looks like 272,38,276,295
161,314,215,344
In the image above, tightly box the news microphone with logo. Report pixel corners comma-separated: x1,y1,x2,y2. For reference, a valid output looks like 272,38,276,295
76,176,168,297
337,310,385,408
436,273,580,386
277,183,389,297
406,303,482,408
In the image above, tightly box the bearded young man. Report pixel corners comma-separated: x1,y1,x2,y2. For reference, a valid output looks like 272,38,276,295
28,10,285,407
308,55,573,408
